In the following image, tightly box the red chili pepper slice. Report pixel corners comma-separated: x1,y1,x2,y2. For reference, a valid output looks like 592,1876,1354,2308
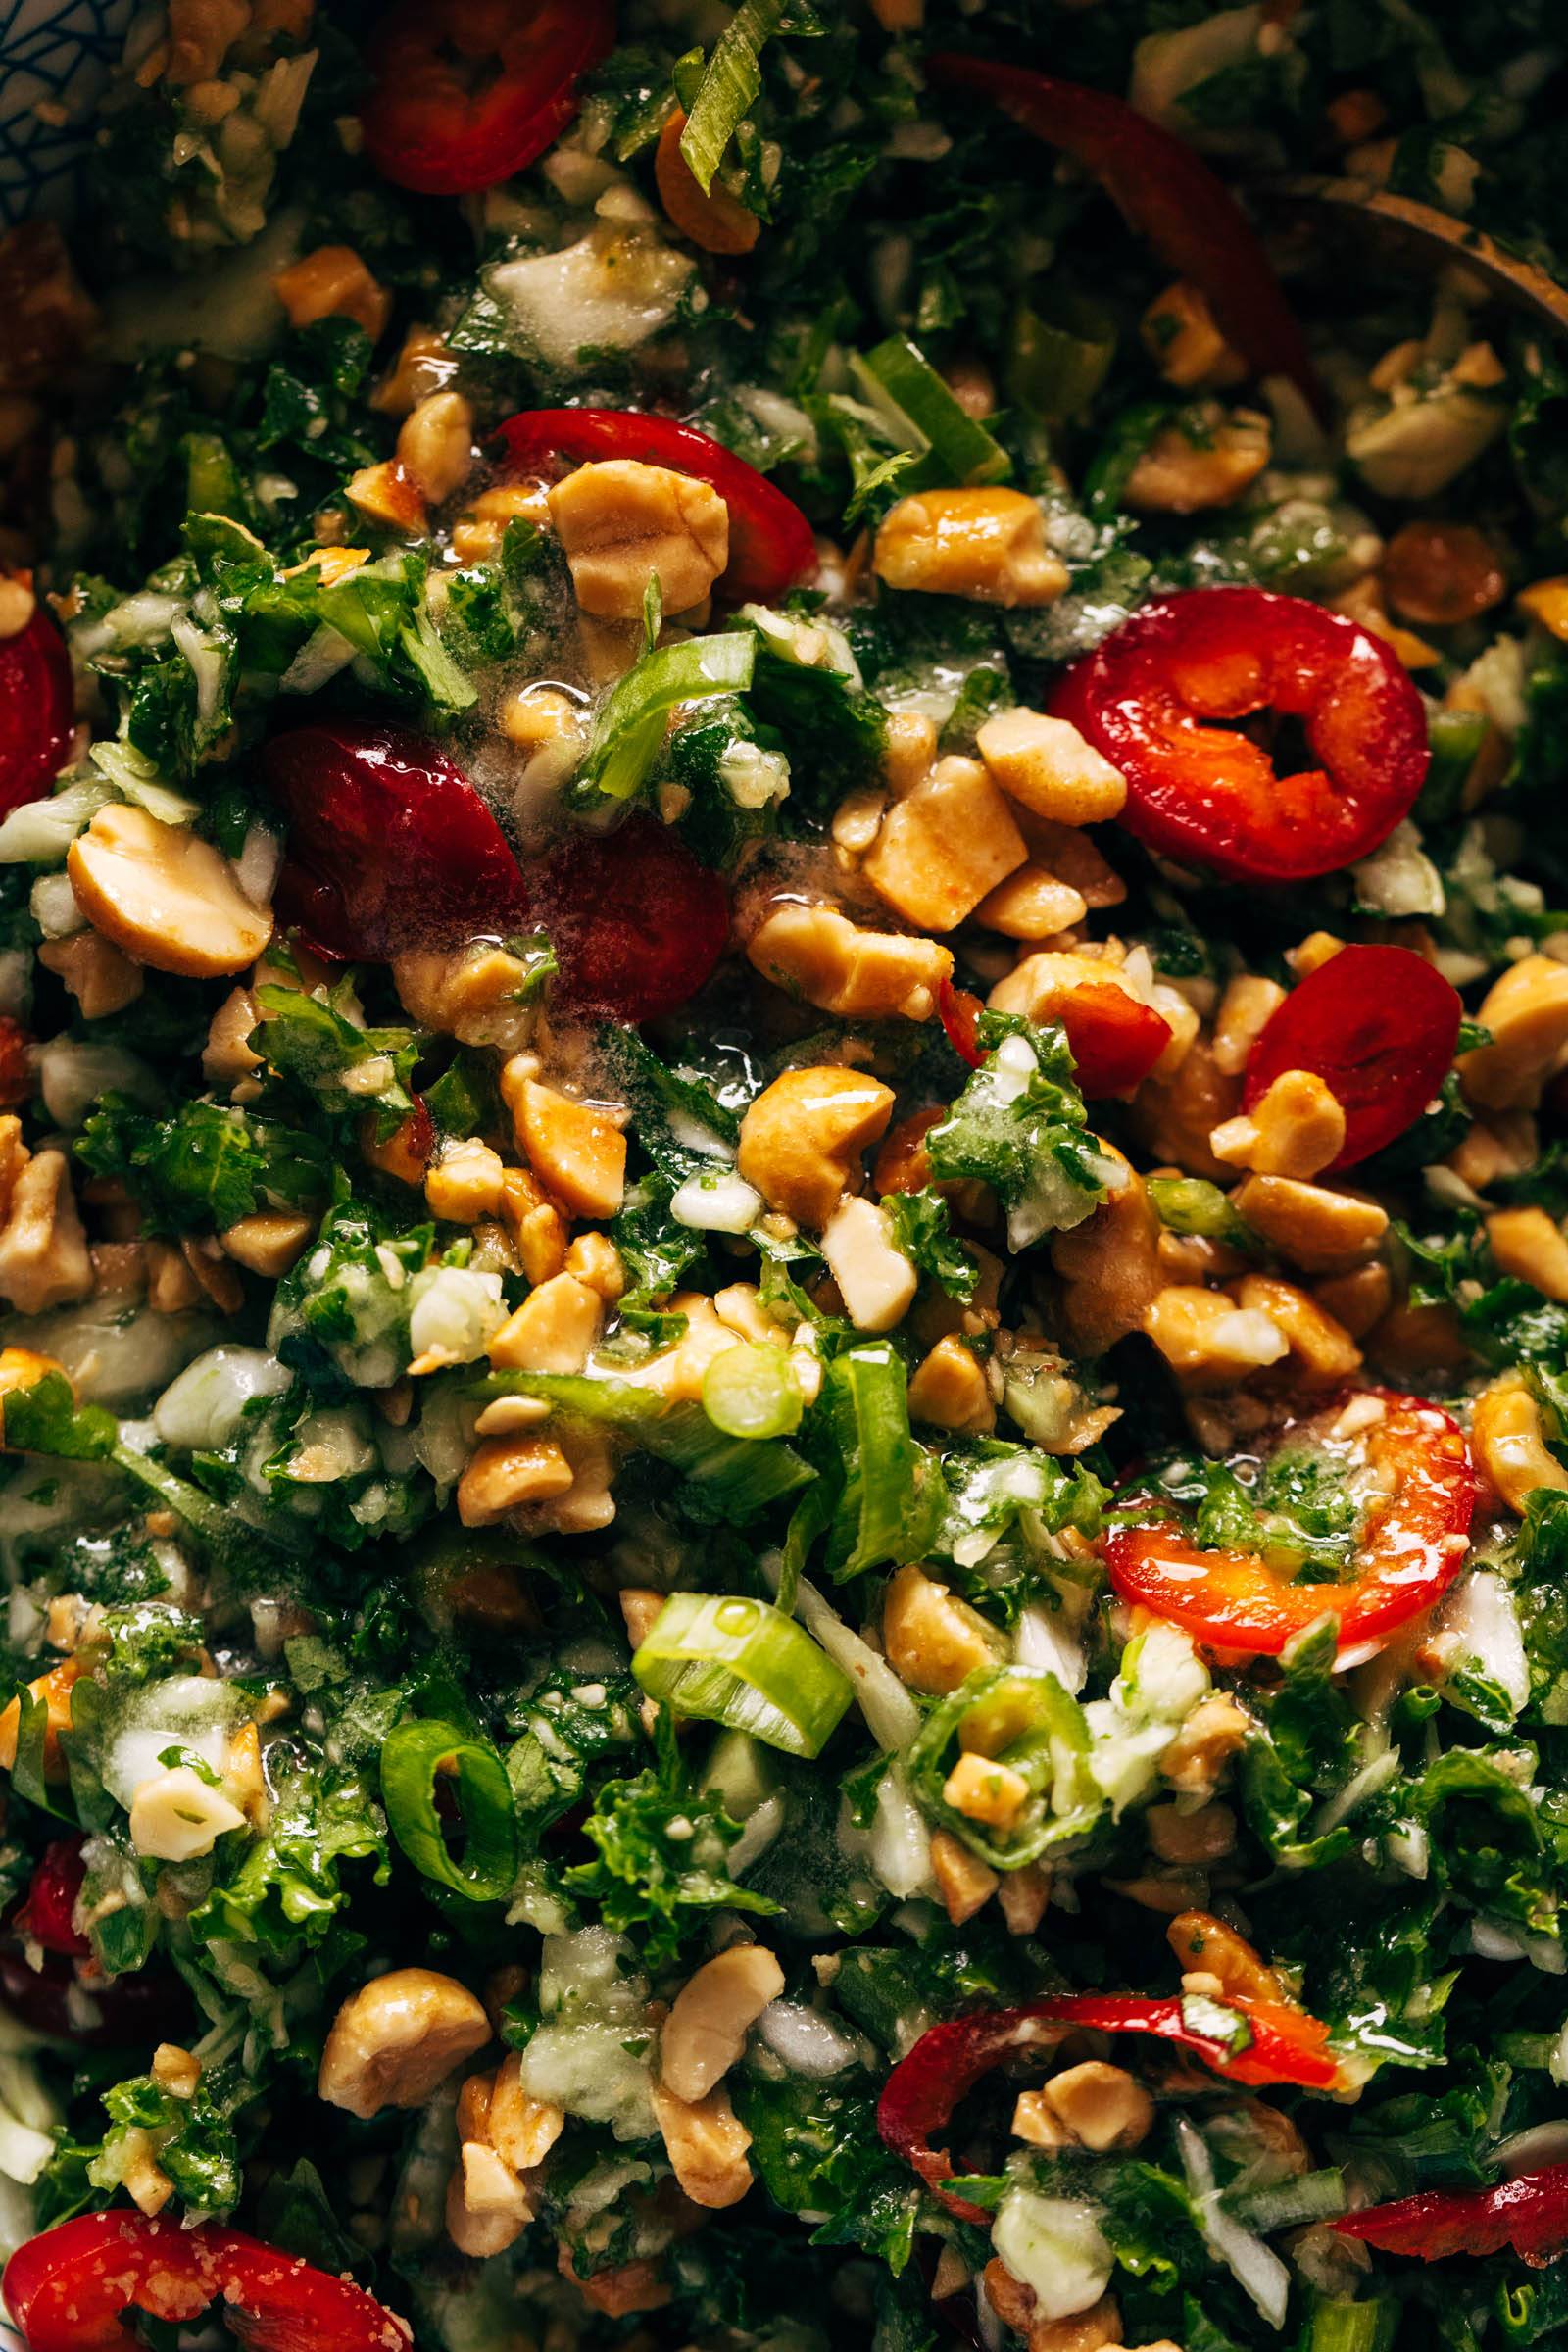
495,409,817,605
536,815,729,1022
1103,1389,1474,1658
878,1992,1338,2224
938,977,986,1069
1244,944,1463,1172
929,56,1322,416
1051,589,1430,884
262,721,530,962
0,603,73,818
1060,981,1172,1097
361,0,613,196
13,1836,87,1956
1336,2168,1568,2266
939,976,1168,1096
0,1942,189,2046
4,2214,411,2352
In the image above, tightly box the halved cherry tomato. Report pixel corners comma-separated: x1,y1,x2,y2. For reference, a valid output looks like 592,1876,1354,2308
1336,2168,1568,2266
1051,588,1430,884
262,721,530,961
495,409,817,604
536,816,728,1021
1060,980,1171,1096
361,0,613,197
12,1835,87,1955
1103,1388,1475,1657
929,56,1323,416
0,603,73,817
1244,943,1462,1172
878,1991,1338,2225
4,2213,410,2352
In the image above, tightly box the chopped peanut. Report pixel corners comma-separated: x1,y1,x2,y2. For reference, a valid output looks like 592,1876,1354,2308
1141,279,1246,391
372,325,455,417
1460,956,1568,1111
998,1863,1051,1936
487,1272,603,1373
862,754,1027,931
0,1146,93,1315
655,110,760,254
976,708,1128,826
1011,2089,1073,2151
747,901,953,1020
943,1749,1029,1830
1487,1206,1568,1302
650,2082,754,2209
1143,1284,1289,1387
451,481,550,564
1159,1694,1253,1797
1471,1373,1568,1515
1209,1068,1346,1180
1125,405,1271,512
564,1232,624,1300
394,941,539,1050
446,2140,531,2259
220,1210,315,1278
1168,1910,1292,2005
972,864,1088,940
873,489,1069,607
883,709,938,796
1313,1259,1394,1340
1234,1272,1360,1385
883,1562,1003,1695
1210,973,1286,1077
1519,577,1568,642
514,1078,626,1220
1052,1152,1165,1358
272,245,391,342
907,1336,995,1434
1148,1800,1236,1865
36,931,143,1019
1230,1173,1388,1273
68,806,272,979
425,1139,508,1225
549,459,728,620
458,1434,575,1526
345,459,425,534
486,2050,564,2173
929,1828,998,1924
818,1195,917,1332
662,1945,784,2101
736,1065,894,1230
396,390,474,506
1042,2062,1154,2153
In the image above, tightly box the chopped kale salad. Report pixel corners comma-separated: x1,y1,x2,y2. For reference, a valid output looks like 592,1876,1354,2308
4,3,1568,2349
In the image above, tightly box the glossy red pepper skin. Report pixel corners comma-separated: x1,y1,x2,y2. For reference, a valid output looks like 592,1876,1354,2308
878,1992,1338,2224
1103,1389,1475,1657
939,977,1168,1096
4,2214,411,2352
362,0,613,195
0,604,73,817
495,409,817,604
1051,589,1430,885
1336,2167,1568,2265
12,1836,88,1955
930,56,1322,416
1060,982,1172,1097
262,721,530,962
537,816,729,1021
1244,943,1463,1171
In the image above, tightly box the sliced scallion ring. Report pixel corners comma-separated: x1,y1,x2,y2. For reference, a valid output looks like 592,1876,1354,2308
380,1716,519,1901
632,1592,853,1758
854,335,1012,487
702,1343,804,1440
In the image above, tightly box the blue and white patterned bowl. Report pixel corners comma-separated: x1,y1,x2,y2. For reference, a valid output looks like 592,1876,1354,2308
0,0,135,223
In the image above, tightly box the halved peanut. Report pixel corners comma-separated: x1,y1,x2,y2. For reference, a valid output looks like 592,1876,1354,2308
68,806,272,978
1471,1373,1568,1515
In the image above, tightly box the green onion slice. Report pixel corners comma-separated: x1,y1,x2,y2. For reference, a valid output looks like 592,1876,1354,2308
1006,295,1115,423
632,1592,854,1758
853,336,1012,488
678,0,787,193
702,1343,804,1440
583,632,756,802
380,1716,519,1901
